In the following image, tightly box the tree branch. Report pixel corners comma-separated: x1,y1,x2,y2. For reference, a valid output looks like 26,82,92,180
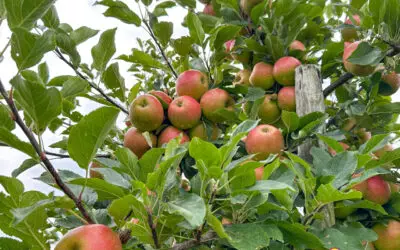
54,49,129,114
171,231,218,250
0,79,95,224
147,207,160,249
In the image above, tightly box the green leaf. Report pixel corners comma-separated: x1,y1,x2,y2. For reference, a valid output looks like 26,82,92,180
11,198,54,225
118,49,165,69
5,0,56,30
41,5,59,28
56,31,81,67
0,176,24,197
317,134,344,153
69,178,126,200
70,26,99,45
0,127,37,158
347,42,386,66
152,21,173,47
281,111,299,132
335,200,387,214
359,133,391,154
176,0,196,8
167,192,206,228
172,36,193,56
0,105,14,130
153,1,176,17
91,28,117,72
366,147,400,168
245,88,265,101
38,62,49,83
206,209,230,240
68,106,119,169
11,158,39,177
186,11,205,46
11,29,56,70
102,62,125,101
61,76,89,98
246,180,296,193
108,194,138,227
209,24,242,49
138,148,165,182
98,0,141,26
225,224,274,250
0,237,29,250
189,137,221,167
278,222,324,249
369,102,400,114
91,168,131,189
316,184,362,203
231,119,259,138
115,147,139,179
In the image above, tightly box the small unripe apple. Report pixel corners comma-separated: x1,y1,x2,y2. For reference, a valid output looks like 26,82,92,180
258,94,281,124
168,96,201,130
342,117,357,132
328,142,350,156
55,224,122,250
374,144,393,158
189,123,220,141
245,124,284,160
233,69,251,86
124,127,157,158
129,94,164,132
343,41,375,76
277,86,296,112
203,3,215,16
273,56,302,86
240,0,263,15
249,62,275,90
149,90,172,108
378,72,400,96
341,15,361,42
176,70,209,101
89,162,103,179
254,166,264,180
373,220,400,250
158,126,190,146
353,175,391,205
334,201,357,219
200,88,235,123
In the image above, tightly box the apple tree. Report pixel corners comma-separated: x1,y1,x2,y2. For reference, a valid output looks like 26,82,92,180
0,0,399,249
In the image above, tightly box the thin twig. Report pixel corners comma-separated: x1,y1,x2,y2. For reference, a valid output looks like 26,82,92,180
0,39,11,59
171,231,218,250
54,49,129,114
0,79,95,224
147,207,160,248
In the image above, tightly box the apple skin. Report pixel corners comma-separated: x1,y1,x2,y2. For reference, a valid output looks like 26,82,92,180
373,220,400,250
149,90,172,108
203,3,215,16
289,40,306,58
249,62,275,90
378,72,400,96
200,88,235,123
189,123,220,141
355,128,372,144
341,15,361,42
168,96,201,130
277,86,296,112
353,175,391,205
343,41,376,76
334,201,357,219
258,94,281,124
176,70,209,101
273,56,302,86
328,142,349,156
124,127,157,158
245,124,284,160
240,0,263,15
158,126,190,146
89,162,103,179
225,40,235,54
342,117,357,131
233,69,251,86
224,40,250,64
254,166,264,180
129,94,164,132
54,224,122,250
374,144,393,158
221,217,232,225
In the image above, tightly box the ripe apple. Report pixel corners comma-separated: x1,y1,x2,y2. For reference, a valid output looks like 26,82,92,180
176,70,209,101
149,90,172,108
189,122,220,141
158,126,190,146
378,72,400,96
255,166,264,180
249,62,275,90
168,96,201,130
289,40,306,59
55,224,122,250
200,88,235,123
328,142,350,156
343,41,376,76
373,220,400,250
353,175,391,205
374,144,393,158
129,94,164,132
233,69,251,86
203,3,215,16
258,94,281,124
89,162,103,179
334,201,357,219
273,56,302,86
124,127,157,158
245,124,284,160
277,86,296,112
240,0,263,15
341,15,361,42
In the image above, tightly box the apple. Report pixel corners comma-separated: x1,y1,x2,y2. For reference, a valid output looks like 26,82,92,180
334,201,357,219
225,40,235,54
168,96,201,130
289,40,306,59
343,41,376,76
355,128,372,143
224,40,251,64
273,56,302,86
341,15,361,42
130,218,139,224
189,122,220,141
342,117,357,131
200,88,235,123
180,179,191,192
255,166,264,180
258,94,281,124
158,126,190,146
129,94,164,132
55,224,122,250
221,217,232,225
89,162,103,179
374,144,393,158
203,3,215,16
249,62,275,90
277,86,296,112
362,241,375,250
245,124,284,160
353,175,391,205
373,220,400,250
233,69,251,86
124,127,157,158
390,182,400,193
378,72,400,96
240,0,263,15
176,70,209,101
149,90,172,108
328,142,350,156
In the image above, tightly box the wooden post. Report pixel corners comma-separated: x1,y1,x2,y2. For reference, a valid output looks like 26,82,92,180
295,65,335,227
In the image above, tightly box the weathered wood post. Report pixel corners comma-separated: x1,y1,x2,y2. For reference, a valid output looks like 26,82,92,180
295,65,335,227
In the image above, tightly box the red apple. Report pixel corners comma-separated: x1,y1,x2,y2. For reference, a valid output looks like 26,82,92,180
245,124,284,160
353,175,391,205
240,0,263,15
289,40,306,58
342,15,361,42
233,69,251,86
55,224,122,250
176,70,209,101
129,94,164,132
343,41,375,76
168,96,201,130
255,166,264,180
249,62,275,90
273,56,302,86
374,144,393,158
149,90,172,108
328,142,350,156
124,127,157,158
258,94,281,124
200,88,235,123
89,162,103,179
378,72,400,96
277,86,296,112
203,3,215,16
373,220,400,250
158,126,190,146
189,122,220,141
